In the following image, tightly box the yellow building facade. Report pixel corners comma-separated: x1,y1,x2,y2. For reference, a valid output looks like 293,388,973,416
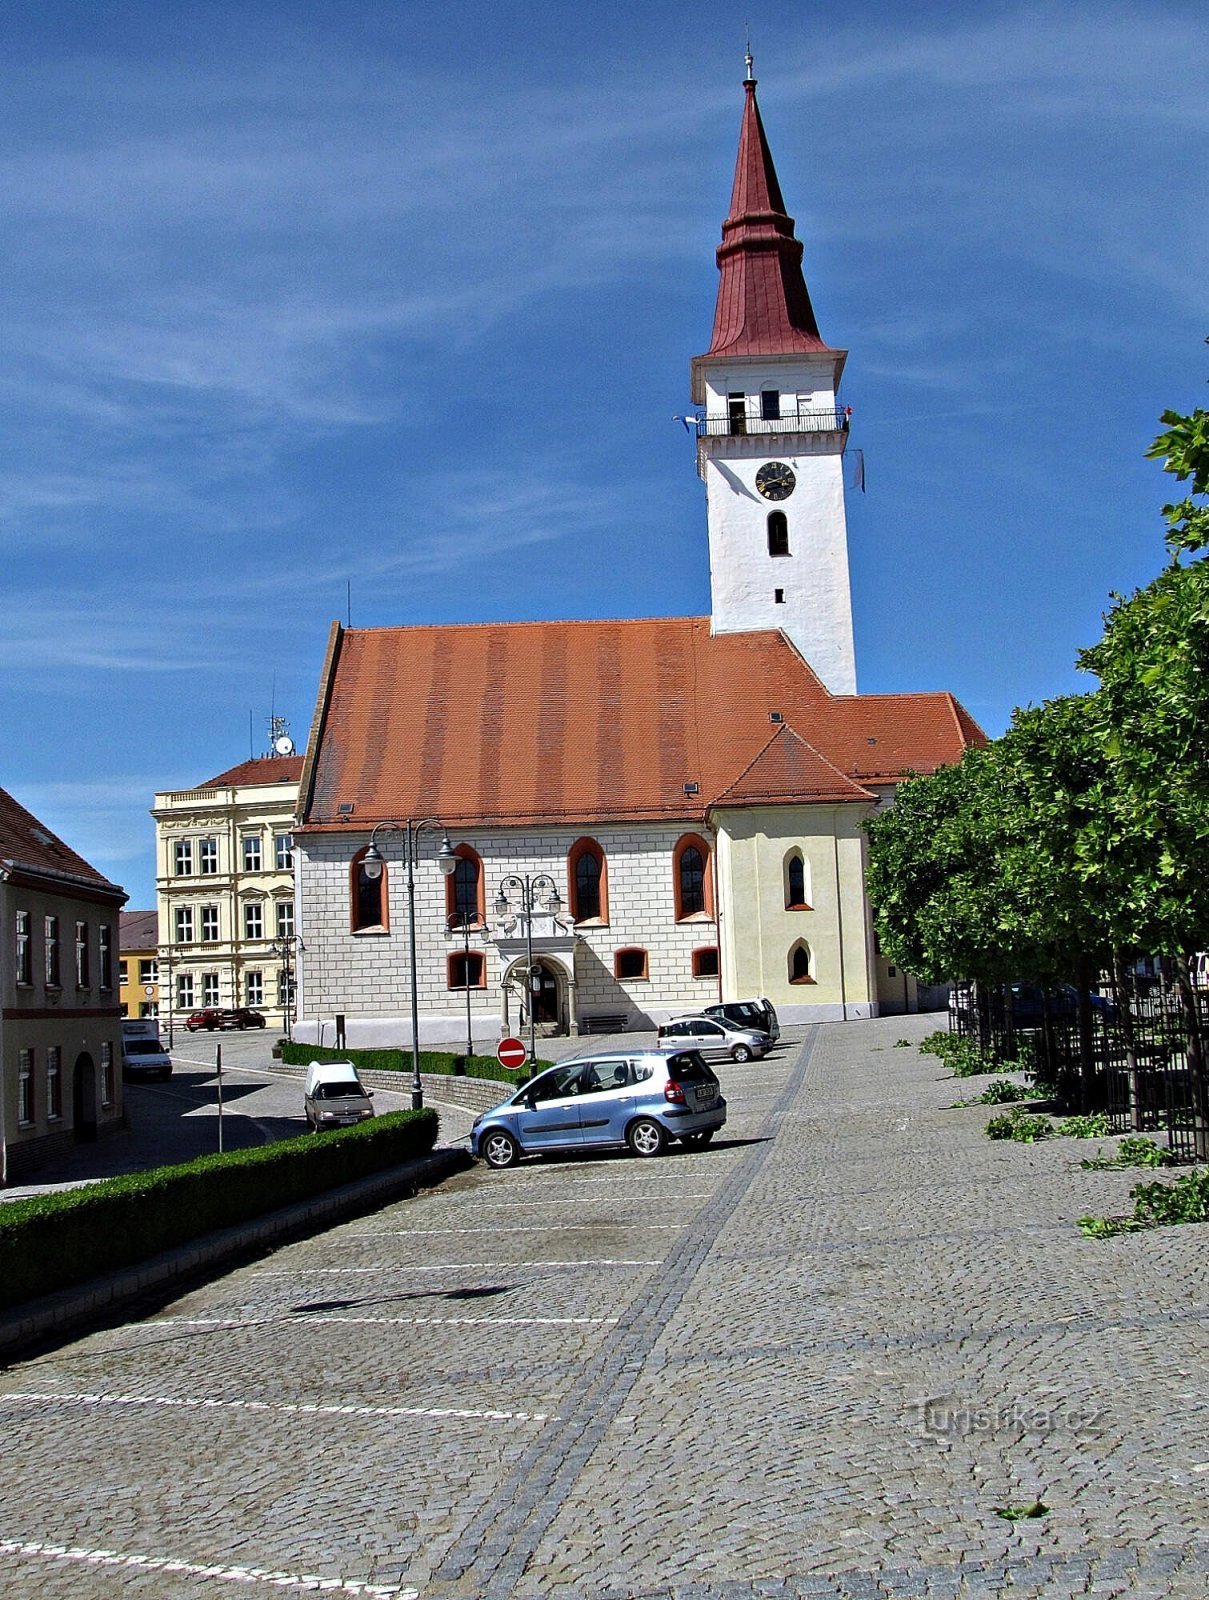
152,756,301,1035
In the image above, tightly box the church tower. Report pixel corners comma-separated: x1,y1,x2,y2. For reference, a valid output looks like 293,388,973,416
691,58,857,695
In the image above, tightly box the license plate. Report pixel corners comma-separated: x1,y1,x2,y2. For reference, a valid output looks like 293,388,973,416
695,1089,716,1108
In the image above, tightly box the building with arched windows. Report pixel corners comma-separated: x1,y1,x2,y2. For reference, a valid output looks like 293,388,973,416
290,64,983,1046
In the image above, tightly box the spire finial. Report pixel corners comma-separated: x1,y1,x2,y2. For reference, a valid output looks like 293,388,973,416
744,32,755,85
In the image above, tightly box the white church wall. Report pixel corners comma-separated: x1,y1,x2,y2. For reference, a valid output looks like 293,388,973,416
293,821,722,1046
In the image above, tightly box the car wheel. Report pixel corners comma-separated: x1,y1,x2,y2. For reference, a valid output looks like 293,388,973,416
627,1118,666,1158
680,1130,714,1149
482,1130,520,1169
731,1045,752,1063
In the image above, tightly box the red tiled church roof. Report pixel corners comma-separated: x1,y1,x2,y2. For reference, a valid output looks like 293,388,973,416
298,619,984,833
200,756,304,790
702,73,835,360
0,785,123,894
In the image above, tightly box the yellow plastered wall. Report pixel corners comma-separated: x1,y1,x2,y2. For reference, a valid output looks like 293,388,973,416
712,803,877,1014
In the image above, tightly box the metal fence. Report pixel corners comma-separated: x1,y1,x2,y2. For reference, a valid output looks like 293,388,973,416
949,980,1208,1161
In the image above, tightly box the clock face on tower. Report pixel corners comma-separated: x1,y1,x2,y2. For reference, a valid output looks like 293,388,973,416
755,461,796,501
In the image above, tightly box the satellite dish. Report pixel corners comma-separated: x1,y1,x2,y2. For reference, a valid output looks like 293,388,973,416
274,735,295,756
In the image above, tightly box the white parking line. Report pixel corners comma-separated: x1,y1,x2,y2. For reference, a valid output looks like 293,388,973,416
1,1390,552,1424
353,1225,682,1236
138,1315,619,1330
0,1538,414,1596
463,1193,712,1206
254,1259,661,1274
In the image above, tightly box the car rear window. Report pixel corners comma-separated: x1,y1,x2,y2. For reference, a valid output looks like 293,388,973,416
665,1050,717,1084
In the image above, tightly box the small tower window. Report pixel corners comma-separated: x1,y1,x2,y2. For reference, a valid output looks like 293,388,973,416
789,940,814,984
768,512,789,557
728,392,747,435
774,589,785,605
761,389,781,421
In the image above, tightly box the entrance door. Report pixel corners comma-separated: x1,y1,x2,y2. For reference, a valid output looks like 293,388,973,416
72,1053,98,1143
533,965,560,1024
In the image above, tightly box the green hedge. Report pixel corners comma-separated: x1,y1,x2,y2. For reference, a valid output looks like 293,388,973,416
280,1040,551,1085
0,1109,437,1313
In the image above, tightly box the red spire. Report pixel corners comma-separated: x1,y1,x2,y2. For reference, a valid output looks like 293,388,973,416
704,73,833,358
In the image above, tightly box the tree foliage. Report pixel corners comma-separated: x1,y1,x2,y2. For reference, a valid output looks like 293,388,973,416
1145,351,1209,559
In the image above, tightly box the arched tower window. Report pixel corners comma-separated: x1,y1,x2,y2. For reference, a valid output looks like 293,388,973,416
445,844,485,927
785,850,811,910
673,833,714,921
567,838,608,924
767,512,789,557
350,847,387,933
789,940,814,984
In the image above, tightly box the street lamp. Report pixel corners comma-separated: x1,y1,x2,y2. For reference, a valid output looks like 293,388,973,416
360,820,457,1110
269,934,297,1042
494,873,562,1068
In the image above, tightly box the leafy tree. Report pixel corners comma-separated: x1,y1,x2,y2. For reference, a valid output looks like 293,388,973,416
1146,348,1209,559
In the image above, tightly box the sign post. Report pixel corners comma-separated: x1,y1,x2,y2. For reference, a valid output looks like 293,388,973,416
496,1036,528,1075
216,1041,224,1154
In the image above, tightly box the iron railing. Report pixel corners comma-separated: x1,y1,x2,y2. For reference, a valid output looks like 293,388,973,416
693,409,848,438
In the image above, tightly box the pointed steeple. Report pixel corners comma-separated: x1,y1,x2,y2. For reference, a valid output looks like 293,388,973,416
704,65,833,358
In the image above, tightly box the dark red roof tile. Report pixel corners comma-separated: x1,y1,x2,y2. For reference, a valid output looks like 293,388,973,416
199,756,304,790
298,619,982,833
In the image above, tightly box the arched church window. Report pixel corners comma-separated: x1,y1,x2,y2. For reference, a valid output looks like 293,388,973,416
350,847,387,932
789,941,814,984
768,512,789,557
568,838,608,924
785,850,810,910
673,834,713,921
446,845,484,927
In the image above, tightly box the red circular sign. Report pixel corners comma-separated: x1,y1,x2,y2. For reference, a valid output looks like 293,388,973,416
496,1036,528,1070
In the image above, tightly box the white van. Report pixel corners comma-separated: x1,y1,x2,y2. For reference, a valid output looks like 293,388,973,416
121,1018,172,1082
304,1060,375,1130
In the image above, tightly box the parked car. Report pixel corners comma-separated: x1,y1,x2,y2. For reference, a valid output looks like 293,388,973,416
220,1007,267,1030
184,1008,226,1032
304,1060,375,1130
703,997,780,1042
470,1048,726,1169
120,1020,172,1082
657,1014,770,1063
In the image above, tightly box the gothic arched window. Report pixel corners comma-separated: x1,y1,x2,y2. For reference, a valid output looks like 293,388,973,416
768,512,790,557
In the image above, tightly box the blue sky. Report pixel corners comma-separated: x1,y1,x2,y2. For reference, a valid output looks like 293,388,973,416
2,1,1204,908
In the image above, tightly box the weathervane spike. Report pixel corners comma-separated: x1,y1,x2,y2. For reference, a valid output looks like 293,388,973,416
744,23,754,83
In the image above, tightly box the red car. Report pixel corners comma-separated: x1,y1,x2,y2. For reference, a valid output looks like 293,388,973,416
185,1008,226,1032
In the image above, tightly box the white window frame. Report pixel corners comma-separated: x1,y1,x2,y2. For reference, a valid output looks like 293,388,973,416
244,902,264,940
275,834,294,871
242,835,263,873
100,1042,114,1108
200,904,219,943
246,970,264,1006
275,900,294,938
18,1049,34,1125
175,905,194,943
177,973,195,1009
174,839,193,876
198,836,219,875
16,910,32,986
47,1046,62,1121
202,972,220,1007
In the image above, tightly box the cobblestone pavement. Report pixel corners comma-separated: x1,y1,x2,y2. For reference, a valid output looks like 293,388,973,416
0,1016,1206,1597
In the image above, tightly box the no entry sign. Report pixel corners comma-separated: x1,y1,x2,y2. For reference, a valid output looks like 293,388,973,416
496,1035,528,1071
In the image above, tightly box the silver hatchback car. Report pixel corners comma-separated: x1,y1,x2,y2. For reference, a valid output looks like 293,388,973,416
657,1014,770,1063
470,1049,726,1169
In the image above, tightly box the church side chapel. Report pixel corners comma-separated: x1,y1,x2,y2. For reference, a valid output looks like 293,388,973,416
292,61,983,1048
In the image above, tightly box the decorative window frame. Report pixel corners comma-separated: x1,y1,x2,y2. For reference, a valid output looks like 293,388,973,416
673,833,714,922
567,837,609,925
784,849,812,910
789,939,815,984
446,844,486,928
692,946,719,979
613,946,649,982
350,846,389,934
447,950,486,990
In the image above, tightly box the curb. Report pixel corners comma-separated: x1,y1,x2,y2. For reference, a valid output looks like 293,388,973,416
0,1145,473,1365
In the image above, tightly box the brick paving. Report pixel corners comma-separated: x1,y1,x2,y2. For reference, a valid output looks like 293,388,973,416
0,1016,1206,1597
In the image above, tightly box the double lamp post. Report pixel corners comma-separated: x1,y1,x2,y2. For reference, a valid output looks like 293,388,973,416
360,819,457,1110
